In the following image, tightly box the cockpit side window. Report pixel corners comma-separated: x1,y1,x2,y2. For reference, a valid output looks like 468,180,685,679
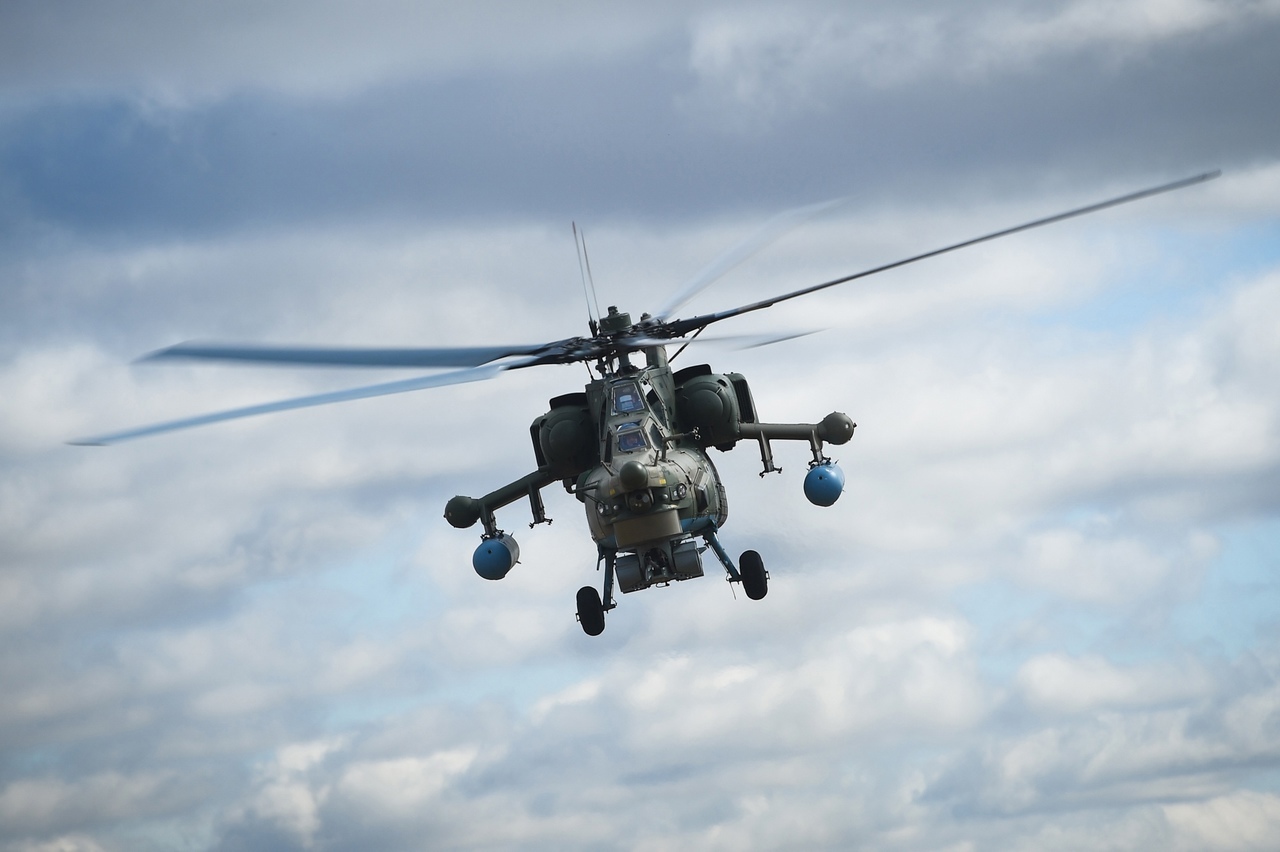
648,421,665,451
646,389,669,425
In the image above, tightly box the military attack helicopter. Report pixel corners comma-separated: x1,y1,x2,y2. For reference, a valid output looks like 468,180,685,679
75,171,1218,635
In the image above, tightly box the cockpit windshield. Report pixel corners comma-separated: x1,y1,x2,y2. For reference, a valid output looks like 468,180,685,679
611,380,645,415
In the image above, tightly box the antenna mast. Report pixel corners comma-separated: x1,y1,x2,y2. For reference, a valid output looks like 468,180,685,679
573,223,601,336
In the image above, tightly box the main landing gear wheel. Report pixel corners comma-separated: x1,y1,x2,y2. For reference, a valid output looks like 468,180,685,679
740,550,768,600
576,585,606,636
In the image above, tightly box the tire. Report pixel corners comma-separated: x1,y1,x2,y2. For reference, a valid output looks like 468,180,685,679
740,550,768,600
576,585,606,636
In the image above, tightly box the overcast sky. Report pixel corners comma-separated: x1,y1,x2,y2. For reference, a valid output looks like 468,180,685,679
2,1,1280,850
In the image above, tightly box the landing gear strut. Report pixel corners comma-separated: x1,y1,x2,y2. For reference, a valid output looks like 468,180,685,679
576,548,617,636
705,530,769,600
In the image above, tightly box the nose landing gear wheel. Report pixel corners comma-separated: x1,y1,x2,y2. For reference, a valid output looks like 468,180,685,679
576,585,606,636
740,550,768,600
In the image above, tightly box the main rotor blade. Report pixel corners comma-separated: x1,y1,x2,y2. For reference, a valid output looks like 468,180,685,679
654,197,845,321
668,170,1221,335
69,361,524,446
619,330,817,350
140,341,547,369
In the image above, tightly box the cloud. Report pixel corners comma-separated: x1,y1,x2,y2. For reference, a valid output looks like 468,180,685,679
990,0,1280,57
220,739,343,847
1014,529,1217,606
1,5,1278,850
1015,653,1215,714
0,771,191,839
1165,790,1280,851
4,3,1277,237
0,1,685,104
683,0,1280,116
335,749,478,819
5,836,109,852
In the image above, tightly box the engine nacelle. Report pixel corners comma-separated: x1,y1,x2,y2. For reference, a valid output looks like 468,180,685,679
804,463,845,507
530,393,596,478
673,365,756,450
473,534,520,580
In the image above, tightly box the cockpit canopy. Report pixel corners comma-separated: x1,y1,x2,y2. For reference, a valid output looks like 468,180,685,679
605,377,670,459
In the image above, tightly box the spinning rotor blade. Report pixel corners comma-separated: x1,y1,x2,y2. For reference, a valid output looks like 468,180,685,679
74,171,1217,446
619,329,817,351
667,170,1221,336
654,197,845,321
70,361,526,446
141,341,547,369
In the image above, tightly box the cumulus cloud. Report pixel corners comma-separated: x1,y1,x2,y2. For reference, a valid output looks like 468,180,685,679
1015,653,1215,713
1165,790,1280,851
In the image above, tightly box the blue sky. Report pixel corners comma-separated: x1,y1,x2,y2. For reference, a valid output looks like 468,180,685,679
2,2,1280,850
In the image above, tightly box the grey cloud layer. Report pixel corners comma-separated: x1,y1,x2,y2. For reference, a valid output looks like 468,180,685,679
3,3,1277,238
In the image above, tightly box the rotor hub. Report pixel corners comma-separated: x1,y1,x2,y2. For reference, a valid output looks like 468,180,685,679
599,306,632,335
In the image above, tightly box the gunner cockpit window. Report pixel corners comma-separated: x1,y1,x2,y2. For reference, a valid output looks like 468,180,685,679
616,422,647,453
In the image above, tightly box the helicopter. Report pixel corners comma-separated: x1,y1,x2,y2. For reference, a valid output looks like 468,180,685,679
74,171,1218,635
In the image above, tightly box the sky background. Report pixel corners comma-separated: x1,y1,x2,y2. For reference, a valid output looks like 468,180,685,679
2,1,1279,849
